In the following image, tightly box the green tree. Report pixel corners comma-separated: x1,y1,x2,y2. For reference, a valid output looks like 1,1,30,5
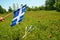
26,6,32,11
45,0,55,10
0,5,6,14
56,0,60,11
34,6,38,11
40,6,45,10
32,6,39,11
8,6,13,13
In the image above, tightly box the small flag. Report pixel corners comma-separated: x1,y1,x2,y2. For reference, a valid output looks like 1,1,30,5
10,5,26,27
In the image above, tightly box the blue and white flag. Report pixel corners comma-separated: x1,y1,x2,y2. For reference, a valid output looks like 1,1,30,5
10,5,26,27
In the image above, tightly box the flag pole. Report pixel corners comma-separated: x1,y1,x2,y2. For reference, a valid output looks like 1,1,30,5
0,12,12,21
3,12,12,19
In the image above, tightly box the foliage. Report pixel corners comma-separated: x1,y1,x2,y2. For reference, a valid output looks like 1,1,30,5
8,6,13,13
26,6,45,11
40,6,45,10
56,0,60,11
26,6,32,11
45,0,60,12
0,5,6,14
45,0,55,10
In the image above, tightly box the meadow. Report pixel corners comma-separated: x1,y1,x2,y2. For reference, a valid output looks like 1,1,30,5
0,10,60,40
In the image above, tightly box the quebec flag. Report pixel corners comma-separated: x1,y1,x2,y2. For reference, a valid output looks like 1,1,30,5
10,5,26,27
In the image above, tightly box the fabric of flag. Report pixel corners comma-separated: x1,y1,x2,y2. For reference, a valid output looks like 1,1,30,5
10,5,26,27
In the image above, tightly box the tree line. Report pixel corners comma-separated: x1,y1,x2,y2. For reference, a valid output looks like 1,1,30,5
45,0,60,11
0,5,13,14
0,0,60,14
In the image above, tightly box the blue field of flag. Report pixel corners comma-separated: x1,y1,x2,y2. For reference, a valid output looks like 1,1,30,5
10,5,26,27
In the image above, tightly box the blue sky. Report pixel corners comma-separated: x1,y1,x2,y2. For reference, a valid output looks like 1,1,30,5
0,0,46,11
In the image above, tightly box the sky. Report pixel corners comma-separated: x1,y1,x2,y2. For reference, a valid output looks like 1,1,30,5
0,0,46,11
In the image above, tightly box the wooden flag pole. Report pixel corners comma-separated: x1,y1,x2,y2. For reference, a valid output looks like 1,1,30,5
0,12,12,21
3,13,12,18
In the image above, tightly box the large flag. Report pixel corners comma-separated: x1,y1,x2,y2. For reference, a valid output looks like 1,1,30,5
10,5,26,27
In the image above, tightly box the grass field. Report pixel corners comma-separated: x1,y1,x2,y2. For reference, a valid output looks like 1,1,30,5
0,10,60,40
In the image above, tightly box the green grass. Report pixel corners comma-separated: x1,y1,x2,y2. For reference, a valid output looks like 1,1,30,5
0,10,60,40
